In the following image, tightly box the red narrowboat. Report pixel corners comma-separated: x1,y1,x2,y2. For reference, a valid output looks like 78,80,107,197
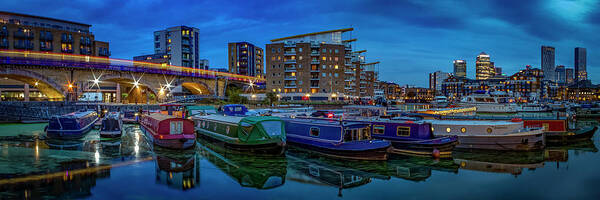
139,113,196,149
522,119,597,143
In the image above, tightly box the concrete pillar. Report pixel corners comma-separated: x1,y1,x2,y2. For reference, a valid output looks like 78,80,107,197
116,83,121,103
24,83,30,102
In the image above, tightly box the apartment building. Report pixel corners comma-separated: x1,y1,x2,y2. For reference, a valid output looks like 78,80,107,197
228,42,263,78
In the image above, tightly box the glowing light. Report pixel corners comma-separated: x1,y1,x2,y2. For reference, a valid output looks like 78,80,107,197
331,93,337,97
34,82,38,86
68,84,73,88
94,150,100,163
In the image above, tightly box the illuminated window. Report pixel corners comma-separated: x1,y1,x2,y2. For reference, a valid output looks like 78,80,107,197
322,56,326,61
446,127,451,133
373,125,385,134
461,127,466,133
486,128,493,133
397,126,410,136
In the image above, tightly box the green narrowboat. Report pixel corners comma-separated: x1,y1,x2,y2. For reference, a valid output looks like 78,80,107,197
192,115,286,154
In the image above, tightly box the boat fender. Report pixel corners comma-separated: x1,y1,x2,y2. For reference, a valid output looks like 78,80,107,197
432,148,440,158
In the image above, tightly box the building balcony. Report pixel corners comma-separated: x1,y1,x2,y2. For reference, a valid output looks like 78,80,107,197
344,44,351,50
14,43,34,50
310,43,320,48
284,67,296,72
284,85,297,88
311,60,319,64
310,51,319,56
345,70,354,74
284,59,296,64
284,43,296,47
345,54,351,59
284,76,297,80
345,63,352,66
182,48,191,53
14,31,34,39
182,40,192,46
284,51,296,55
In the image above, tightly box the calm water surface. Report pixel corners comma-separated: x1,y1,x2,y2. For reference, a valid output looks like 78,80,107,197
0,119,599,199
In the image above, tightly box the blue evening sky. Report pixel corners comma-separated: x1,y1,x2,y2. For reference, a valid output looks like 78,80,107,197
2,0,599,87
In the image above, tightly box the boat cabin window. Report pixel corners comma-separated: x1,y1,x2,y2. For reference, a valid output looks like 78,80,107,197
344,128,370,141
396,126,410,136
310,127,319,137
373,125,385,134
170,121,183,135
234,106,243,112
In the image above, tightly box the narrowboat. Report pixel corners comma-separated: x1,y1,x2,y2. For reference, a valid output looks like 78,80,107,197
217,104,249,116
122,110,139,124
160,104,186,118
443,115,597,143
283,117,391,160
343,106,457,157
139,113,196,149
425,119,545,151
347,118,458,158
99,112,122,138
45,110,99,139
193,115,286,154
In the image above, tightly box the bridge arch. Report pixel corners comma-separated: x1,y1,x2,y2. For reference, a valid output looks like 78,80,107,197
0,68,65,100
172,79,214,96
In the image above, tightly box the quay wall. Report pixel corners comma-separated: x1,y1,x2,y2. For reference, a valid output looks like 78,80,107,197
0,102,159,121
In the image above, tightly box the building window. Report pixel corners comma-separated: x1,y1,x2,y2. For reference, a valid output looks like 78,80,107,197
322,65,326,69
373,125,385,134
310,127,320,137
397,126,410,136
299,48,303,52
335,57,339,61
335,49,339,53
322,56,326,61
299,56,303,60
334,65,338,69
334,73,338,77
322,73,326,77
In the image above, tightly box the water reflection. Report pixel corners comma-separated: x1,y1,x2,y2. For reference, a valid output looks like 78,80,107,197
545,139,598,169
286,147,388,197
453,150,545,176
197,138,287,189
154,150,199,190
384,155,459,181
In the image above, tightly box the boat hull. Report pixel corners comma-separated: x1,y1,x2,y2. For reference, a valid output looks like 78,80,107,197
140,124,195,149
46,118,97,139
287,139,389,161
197,130,286,154
546,126,598,144
99,130,123,138
440,131,545,151
388,137,458,158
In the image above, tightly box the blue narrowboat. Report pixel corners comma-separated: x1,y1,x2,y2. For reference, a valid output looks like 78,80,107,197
45,110,99,139
346,118,458,158
217,104,248,116
283,117,391,161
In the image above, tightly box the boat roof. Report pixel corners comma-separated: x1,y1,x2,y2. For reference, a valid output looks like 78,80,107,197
186,105,215,110
195,115,281,124
146,113,181,121
423,119,519,125
64,110,96,118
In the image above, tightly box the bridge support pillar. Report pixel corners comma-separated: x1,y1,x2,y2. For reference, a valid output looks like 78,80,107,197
24,83,30,102
116,83,121,103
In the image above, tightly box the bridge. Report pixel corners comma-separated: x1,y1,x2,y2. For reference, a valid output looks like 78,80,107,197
0,50,265,103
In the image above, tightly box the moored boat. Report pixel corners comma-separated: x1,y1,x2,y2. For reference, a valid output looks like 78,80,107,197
99,112,123,138
283,117,391,161
457,93,518,113
345,118,458,158
139,113,196,149
46,110,99,139
193,115,286,154
122,110,139,124
425,119,545,151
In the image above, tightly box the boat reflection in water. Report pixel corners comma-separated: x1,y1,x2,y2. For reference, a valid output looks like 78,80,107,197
285,147,389,197
383,155,459,182
545,139,598,169
453,150,545,176
197,138,287,189
0,159,110,199
154,150,199,190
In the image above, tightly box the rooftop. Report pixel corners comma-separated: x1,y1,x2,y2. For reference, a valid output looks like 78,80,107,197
270,28,353,42
0,11,91,27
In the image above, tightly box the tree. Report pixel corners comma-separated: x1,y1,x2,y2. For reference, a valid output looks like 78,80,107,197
264,92,278,106
227,87,247,104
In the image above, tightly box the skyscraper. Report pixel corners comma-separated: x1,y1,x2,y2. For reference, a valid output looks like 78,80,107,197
453,60,466,78
429,71,450,92
566,68,574,85
476,52,494,80
555,65,566,84
541,46,555,81
228,42,264,78
575,47,587,82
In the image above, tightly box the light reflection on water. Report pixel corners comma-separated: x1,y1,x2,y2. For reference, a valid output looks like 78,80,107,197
0,120,598,199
